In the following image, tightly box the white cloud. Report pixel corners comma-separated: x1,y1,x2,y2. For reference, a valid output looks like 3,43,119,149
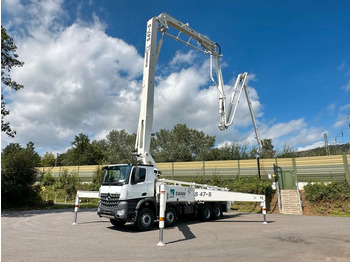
169,50,198,67
297,141,324,151
341,80,350,92
2,0,143,153
338,61,345,71
326,103,336,112
240,118,325,150
2,0,332,155
334,106,350,128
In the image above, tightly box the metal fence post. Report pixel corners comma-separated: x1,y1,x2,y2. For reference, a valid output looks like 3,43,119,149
202,160,205,180
172,162,174,180
292,157,298,185
237,159,240,176
342,154,350,185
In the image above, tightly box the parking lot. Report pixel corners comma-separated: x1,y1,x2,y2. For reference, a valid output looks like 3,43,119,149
2,209,350,261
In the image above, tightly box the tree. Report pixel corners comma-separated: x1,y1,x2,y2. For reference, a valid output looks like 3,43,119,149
277,143,296,158
260,139,276,159
54,169,81,199
1,142,42,208
1,26,24,137
60,133,104,165
99,130,136,164
40,152,56,167
249,145,259,159
153,124,215,162
206,142,241,161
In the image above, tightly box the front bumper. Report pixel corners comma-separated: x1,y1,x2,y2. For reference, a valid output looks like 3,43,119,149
98,201,128,221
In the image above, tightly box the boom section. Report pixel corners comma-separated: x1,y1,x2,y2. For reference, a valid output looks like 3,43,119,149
219,72,263,150
157,179,265,203
134,13,262,165
135,17,158,167
135,13,221,166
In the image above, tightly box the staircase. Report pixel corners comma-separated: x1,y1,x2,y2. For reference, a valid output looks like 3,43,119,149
280,189,303,215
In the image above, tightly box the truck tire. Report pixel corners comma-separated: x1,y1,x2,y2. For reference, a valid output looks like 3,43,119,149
199,203,212,222
135,208,155,231
110,219,126,227
212,203,223,219
165,207,177,227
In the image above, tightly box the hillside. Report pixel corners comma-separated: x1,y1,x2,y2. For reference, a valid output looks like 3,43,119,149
295,143,350,157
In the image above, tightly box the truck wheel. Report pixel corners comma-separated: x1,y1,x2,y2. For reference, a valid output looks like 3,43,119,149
110,219,126,227
135,208,154,231
213,203,223,219
199,203,212,222
165,207,177,227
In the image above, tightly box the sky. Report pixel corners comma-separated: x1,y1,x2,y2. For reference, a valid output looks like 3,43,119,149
1,0,350,156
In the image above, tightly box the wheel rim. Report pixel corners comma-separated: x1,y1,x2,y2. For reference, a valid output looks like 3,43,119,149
141,213,151,227
166,211,175,224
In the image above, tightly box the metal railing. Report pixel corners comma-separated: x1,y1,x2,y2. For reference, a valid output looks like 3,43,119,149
276,181,282,212
295,182,303,212
38,154,350,184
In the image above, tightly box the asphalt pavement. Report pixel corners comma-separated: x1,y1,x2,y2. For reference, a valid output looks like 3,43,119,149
2,209,350,261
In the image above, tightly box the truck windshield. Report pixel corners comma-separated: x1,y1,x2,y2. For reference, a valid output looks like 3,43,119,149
102,165,131,185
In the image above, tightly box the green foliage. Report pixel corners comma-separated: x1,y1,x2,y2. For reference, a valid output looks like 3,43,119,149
153,124,215,162
1,142,42,208
40,169,89,203
98,129,136,164
304,181,350,202
260,139,276,159
89,166,105,191
40,152,56,167
276,143,296,158
54,169,81,199
211,172,222,186
60,133,104,165
223,176,273,200
206,142,241,160
41,171,55,186
296,143,350,157
1,26,24,137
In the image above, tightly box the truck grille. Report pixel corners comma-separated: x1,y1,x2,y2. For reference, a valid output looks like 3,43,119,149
100,193,120,208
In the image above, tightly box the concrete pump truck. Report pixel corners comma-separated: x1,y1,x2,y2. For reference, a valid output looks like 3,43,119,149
97,13,266,231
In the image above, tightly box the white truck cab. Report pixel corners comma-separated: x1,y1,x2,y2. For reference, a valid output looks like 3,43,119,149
98,164,161,230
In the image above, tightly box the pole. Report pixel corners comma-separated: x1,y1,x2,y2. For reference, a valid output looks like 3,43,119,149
257,153,261,179
261,201,267,224
157,183,166,246
72,194,79,225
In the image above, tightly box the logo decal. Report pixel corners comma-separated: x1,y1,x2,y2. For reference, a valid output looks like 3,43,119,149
169,189,175,199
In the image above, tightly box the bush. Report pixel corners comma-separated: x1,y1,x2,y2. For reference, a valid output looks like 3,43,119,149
304,181,350,202
223,175,273,200
1,143,42,209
